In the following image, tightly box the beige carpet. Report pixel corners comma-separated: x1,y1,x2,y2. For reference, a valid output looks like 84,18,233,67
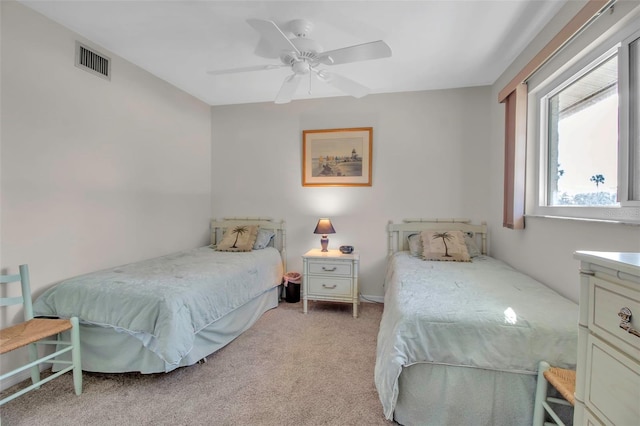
1,301,395,426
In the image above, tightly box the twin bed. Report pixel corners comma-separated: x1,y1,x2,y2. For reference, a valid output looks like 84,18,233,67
33,218,285,374
375,219,578,425
32,215,577,424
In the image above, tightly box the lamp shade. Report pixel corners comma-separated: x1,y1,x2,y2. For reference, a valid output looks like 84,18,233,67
313,218,336,235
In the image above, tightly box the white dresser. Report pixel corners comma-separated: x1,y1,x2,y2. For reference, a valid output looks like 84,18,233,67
573,251,640,426
302,249,359,318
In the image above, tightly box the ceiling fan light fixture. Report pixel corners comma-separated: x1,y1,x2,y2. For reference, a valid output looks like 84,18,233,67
292,60,310,74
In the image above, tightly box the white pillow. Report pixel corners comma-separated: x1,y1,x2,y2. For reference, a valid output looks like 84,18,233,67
253,228,275,250
464,232,482,257
407,233,423,257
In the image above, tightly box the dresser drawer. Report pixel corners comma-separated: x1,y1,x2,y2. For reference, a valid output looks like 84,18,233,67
585,335,640,426
307,260,352,277
307,276,353,297
591,277,640,353
584,409,603,426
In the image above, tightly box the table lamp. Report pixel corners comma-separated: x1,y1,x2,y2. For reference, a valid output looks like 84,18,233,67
313,218,336,252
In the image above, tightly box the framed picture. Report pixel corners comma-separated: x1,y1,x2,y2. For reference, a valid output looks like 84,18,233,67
302,127,373,187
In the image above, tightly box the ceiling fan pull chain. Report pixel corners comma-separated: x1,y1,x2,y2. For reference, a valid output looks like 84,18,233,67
308,71,312,95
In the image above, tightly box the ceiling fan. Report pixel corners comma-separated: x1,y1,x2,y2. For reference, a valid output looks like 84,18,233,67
207,18,392,104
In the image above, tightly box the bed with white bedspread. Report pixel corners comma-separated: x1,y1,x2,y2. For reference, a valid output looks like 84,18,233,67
33,218,285,374
375,219,578,425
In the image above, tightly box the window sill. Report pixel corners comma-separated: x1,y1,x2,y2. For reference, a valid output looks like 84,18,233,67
525,214,640,226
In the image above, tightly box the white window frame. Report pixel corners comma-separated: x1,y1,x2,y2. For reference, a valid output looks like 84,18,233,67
619,29,640,207
529,19,640,224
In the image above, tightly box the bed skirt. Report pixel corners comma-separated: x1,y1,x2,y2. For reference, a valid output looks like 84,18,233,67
394,363,537,426
54,286,279,374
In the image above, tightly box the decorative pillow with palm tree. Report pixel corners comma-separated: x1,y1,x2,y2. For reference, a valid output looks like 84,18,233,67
216,225,259,252
420,230,471,262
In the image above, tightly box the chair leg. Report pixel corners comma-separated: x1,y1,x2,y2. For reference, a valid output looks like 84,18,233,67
27,343,41,389
70,317,83,395
533,361,551,426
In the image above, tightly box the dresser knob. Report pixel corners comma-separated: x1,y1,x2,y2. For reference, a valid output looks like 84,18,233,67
618,307,640,338
322,266,337,272
322,284,337,289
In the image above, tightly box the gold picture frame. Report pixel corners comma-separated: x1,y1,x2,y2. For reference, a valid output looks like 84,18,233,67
302,127,373,187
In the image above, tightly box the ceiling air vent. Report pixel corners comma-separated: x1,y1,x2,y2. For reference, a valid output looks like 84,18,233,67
75,41,111,81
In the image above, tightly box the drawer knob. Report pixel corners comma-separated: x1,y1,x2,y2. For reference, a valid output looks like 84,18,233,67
618,307,640,338
322,266,337,272
322,284,337,289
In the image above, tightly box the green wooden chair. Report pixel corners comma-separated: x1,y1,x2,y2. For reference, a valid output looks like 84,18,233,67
0,264,82,405
532,360,575,426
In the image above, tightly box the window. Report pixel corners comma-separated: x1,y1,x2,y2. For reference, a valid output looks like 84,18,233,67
532,23,640,223
621,33,640,204
544,51,618,207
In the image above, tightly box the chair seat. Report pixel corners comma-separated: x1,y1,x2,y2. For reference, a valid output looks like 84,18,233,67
0,318,72,354
543,366,576,405
1,264,82,406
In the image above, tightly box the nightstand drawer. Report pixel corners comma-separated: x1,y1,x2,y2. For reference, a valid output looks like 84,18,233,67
307,276,353,297
308,261,352,277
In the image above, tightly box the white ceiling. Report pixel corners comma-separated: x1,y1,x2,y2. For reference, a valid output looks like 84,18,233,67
19,0,567,106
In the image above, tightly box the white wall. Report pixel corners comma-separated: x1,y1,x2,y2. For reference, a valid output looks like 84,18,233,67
489,0,640,302
0,1,211,381
211,87,492,299
8,0,636,393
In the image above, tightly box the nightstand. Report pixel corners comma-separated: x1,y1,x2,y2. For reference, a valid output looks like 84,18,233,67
302,249,359,318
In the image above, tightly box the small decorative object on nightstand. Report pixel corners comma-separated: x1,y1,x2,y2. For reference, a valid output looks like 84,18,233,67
302,249,359,318
313,218,336,252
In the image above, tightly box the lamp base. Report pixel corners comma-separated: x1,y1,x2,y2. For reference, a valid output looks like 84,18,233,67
320,236,329,252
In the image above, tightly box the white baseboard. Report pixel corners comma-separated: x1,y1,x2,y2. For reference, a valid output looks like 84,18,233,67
359,294,384,304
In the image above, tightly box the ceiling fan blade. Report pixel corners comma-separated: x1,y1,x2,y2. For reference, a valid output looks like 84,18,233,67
318,40,392,65
247,19,300,55
207,64,286,75
316,71,370,98
254,37,281,59
275,74,302,104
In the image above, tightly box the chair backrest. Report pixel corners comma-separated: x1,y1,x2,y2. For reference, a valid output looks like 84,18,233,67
0,264,34,321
